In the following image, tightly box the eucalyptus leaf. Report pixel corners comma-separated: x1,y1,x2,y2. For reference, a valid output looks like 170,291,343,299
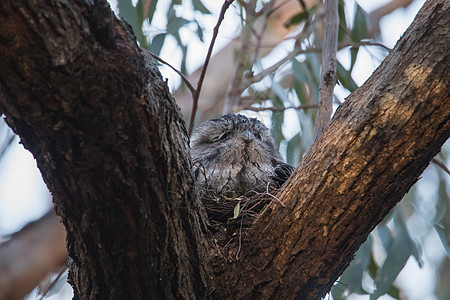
337,61,358,92
351,4,368,43
395,208,423,267
194,20,205,42
350,47,358,71
150,33,167,56
192,0,211,14
286,133,301,166
118,0,148,48
338,237,372,295
286,11,307,27
233,202,240,219
371,211,414,300
338,0,348,42
434,224,450,258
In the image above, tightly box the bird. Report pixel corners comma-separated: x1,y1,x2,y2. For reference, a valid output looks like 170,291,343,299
191,114,294,199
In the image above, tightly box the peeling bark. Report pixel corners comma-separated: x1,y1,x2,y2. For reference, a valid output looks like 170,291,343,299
0,0,448,299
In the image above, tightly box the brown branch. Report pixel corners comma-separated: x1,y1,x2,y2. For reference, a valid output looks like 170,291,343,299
188,0,234,135
432,158,450,175
313,0,338,141
0,210,67,300
146,51,196,95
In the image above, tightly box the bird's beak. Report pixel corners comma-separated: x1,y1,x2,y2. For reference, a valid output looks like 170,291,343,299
240,130,253,141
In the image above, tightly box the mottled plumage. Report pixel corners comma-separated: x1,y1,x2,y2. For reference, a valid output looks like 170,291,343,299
191,114,294,198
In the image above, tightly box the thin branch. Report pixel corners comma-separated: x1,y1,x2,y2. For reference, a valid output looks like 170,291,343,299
189,0,234,135
243,47,309,88
369,0,415,35
354,40,392,52
432,158,450,175
244,104,318,112
313,0,338,141
146,51,196,95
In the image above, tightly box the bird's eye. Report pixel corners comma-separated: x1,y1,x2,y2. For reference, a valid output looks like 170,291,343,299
254,132,263,140
212,131,230,142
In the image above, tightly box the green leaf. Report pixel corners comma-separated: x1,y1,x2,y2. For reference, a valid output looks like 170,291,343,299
272,82,289,106
269,89,285,148
150,33,167,56
297,110,314,151
386,284,401,299
118,0,148,49
292,58,312,84
395,208,423,267
286,133,301,166
337,61,358,92
338,0,348,42
194,20,205,42
351,4,368,43
192,0,211,14
377,223,393,250
339,238,372,295
371,210,414,300
305,53,320,84
350,47,358,71
286,11,307,27
233,202,240,219
434,224,450,258
367,254,379,279
331,283,347,300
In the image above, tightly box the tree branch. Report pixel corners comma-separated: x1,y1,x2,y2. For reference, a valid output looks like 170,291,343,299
189,0,234,135
313,0,338,141
0,211,66,300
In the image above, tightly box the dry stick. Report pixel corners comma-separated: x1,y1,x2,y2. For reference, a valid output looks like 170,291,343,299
188,0,234,135
432,158,450,175
313,0,339,141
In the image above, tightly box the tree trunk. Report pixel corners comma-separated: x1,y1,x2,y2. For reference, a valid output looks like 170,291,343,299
0,1,448,300
0,1,212,299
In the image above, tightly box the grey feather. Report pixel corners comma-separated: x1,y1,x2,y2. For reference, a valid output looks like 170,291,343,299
191,114,294,198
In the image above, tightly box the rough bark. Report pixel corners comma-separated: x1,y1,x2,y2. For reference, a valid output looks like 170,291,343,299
0,0,211,299
0,1,448,300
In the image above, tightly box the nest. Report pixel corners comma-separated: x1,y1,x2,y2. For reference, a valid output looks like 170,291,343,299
199,187,283,249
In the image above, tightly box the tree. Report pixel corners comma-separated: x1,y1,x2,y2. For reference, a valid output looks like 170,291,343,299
0,0,448,299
